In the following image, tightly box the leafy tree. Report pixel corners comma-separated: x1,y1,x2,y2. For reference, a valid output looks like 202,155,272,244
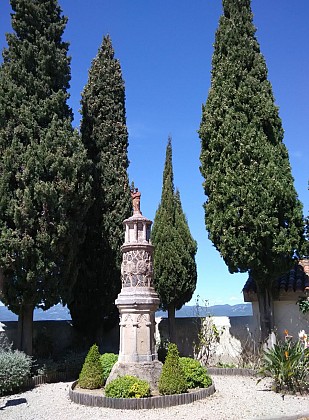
66,35,131,338
0,0,92,355
199,0,304,342
152,137,197,342
300,183,309,258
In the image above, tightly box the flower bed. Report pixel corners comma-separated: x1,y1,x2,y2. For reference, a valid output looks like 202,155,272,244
69,380,216,409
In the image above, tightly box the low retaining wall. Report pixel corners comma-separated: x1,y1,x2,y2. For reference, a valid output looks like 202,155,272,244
69,381,216,409
0,316,256,362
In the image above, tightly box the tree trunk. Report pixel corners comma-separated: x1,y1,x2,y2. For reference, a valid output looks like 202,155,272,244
167,304,176,344
17,304,34,355
256,284,275,345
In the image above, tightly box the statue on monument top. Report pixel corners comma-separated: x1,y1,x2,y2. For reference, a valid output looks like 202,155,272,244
131,187,142,215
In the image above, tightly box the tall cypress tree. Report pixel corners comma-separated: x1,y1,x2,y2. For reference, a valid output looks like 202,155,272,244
152,137,197,342
66,35,131,338
0,0,92,354
199,0,304,342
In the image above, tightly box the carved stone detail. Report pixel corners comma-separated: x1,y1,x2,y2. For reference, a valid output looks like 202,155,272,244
121,249,153,287
137,314,147,326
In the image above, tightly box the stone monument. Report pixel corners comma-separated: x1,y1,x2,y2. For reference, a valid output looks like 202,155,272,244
106,188,162,391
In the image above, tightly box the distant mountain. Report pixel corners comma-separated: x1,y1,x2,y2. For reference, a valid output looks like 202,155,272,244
0,304,71,322
158,303,253,318
0,303,252,322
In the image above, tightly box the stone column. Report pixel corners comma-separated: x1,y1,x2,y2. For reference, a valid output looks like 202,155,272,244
106,189,162,391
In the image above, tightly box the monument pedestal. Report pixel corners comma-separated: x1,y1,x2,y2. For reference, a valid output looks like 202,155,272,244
107,360,162,392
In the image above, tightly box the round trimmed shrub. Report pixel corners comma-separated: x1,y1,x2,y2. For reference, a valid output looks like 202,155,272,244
0,349,32,396
179,357,212,389
104,375,151,398
158,343,187,395
100,352,118,383
78,344,104,389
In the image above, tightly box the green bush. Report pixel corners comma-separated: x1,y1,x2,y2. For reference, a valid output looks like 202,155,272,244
179,357,212,389
258,334,309,394
158,343,187,395
35,351,87,379
78,344,104,389
104,375,150,398
100,353,118,383
0,349,32,396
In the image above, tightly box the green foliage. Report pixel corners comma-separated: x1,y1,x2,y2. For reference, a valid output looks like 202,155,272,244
216,362,237,368
199,0,304,340
0,349,32,396
100,352,118,383
78,344,104,389
297,296,309,314
0,0,92,351
193,297,222,366
104,375,150,398
33,331,53,358
35,351,86,379
67,35,131,337
158,343,187,395
258,335,309,394
179,357,212,389
151,137,197,334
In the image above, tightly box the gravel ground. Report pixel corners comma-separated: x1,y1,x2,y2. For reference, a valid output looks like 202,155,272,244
0,375,308,420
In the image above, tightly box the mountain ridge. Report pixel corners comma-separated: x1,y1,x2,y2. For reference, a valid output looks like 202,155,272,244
0,302,252,322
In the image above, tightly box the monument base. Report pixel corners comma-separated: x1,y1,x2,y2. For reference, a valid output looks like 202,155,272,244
106,360,163,392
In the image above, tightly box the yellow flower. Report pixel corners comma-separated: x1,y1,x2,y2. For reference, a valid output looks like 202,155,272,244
284,329,289,336
284,351,289,360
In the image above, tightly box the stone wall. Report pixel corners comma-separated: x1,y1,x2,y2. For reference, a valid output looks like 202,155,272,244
0,316,256,364
157,316,257,365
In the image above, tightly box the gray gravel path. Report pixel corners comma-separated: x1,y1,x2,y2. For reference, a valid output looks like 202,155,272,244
0,375,308,420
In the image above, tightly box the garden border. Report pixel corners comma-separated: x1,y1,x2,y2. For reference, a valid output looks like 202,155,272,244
207,367,257,376
69,380,216,409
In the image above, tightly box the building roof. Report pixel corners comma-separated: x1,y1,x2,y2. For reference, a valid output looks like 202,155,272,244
243,260,309,302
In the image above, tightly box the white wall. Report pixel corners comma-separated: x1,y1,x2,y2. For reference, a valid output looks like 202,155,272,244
274,301,308,340
250,300,308,343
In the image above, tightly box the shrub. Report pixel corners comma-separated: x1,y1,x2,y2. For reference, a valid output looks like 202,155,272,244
258,331,309,394
78,344,104,389
104,375,150,398
62,350,87,378
0,334,12,351
100,353,118,383
0,349,32,396
179,357,212,389
158,343,187,395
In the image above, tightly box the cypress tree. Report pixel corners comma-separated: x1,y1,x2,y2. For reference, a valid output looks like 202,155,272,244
199,0,304,342
0,0,92,355
152,137,197,342
66,35,131,337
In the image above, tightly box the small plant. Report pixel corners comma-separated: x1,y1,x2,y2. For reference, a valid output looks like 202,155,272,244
0,349,32,396
216,362,237,368
0,334,12,351
193,296,222,366
78,344,104,389
62,350,87,378
297,296,309,314
104,375,150,398
258,330,309,394
100,353,118,383
33,331,54,358
158,343,187,395
179,357,212,389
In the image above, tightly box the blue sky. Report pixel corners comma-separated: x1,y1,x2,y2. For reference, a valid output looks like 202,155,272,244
0,1,308,307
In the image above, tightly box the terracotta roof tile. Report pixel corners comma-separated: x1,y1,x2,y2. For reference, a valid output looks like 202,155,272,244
243,260,309,296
